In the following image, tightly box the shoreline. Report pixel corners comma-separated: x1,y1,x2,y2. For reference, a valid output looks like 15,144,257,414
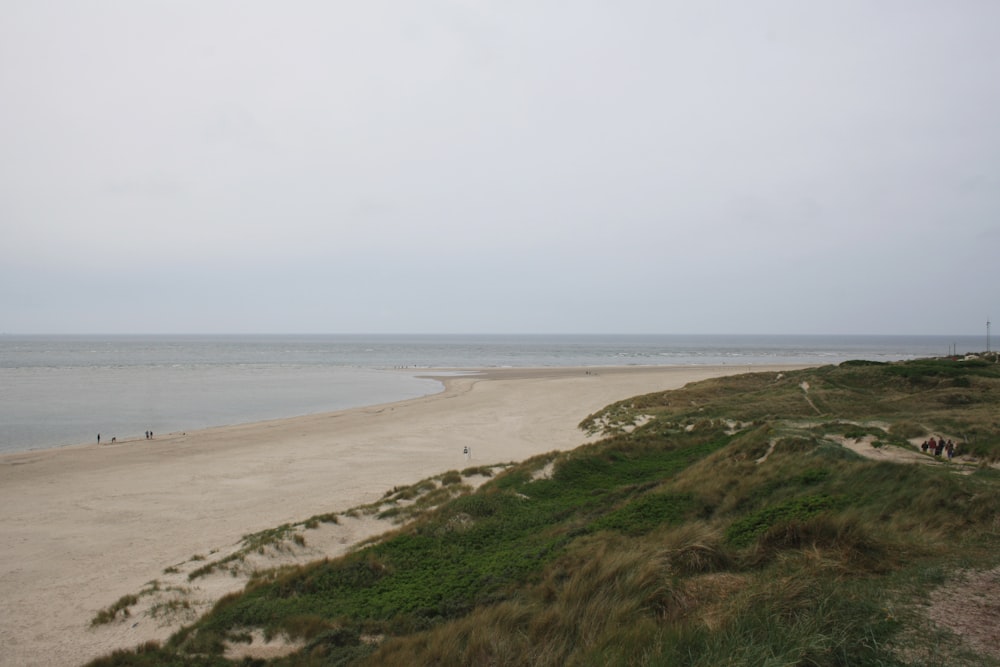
0,365,747,464
0,364,807,667
0,364,763,460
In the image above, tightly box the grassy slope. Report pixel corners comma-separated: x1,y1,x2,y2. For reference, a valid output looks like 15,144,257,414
88,356,1000,666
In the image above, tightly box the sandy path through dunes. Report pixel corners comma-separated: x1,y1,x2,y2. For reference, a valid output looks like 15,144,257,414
0,365,801,667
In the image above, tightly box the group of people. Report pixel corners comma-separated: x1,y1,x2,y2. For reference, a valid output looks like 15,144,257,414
921,436,959,460
96,431,154,444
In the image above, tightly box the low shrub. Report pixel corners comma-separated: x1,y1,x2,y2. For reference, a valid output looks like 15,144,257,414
725,494,847,548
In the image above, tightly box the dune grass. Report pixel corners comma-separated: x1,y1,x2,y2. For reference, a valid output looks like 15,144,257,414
90,594,140,626
87,355,1000,666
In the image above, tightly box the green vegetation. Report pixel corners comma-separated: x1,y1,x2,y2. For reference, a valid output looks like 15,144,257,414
87,356,1000,666
91,580,194,627
91,594,140,626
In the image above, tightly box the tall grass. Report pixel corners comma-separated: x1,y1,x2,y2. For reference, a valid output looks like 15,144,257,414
90,594,139,626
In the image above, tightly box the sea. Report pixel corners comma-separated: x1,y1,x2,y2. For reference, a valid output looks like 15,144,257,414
0,333,985,455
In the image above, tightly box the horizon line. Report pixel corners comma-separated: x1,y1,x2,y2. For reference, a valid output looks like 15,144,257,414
0,331,990,338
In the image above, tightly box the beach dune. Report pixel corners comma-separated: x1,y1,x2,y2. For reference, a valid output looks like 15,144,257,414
0,365,800,666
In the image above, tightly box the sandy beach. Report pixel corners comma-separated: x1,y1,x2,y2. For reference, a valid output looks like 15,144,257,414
0,365,803,666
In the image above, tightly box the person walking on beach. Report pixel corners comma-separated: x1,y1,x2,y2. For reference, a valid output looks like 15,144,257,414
97,433,100,444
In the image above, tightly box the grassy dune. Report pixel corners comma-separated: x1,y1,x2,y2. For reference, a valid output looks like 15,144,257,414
88,355,1000,666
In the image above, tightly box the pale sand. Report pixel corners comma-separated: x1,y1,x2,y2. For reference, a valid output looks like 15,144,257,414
0,364,804,667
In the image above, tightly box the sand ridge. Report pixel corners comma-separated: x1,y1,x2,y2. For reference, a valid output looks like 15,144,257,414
0,364,804,667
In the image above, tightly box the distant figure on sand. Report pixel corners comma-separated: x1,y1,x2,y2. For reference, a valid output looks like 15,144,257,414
463,446,471,461
97,433,100,444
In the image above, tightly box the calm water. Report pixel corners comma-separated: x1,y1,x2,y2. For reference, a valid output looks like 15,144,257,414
0,334,983,454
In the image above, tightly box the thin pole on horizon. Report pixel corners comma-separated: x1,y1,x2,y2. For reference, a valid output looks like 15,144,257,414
988,318,992,354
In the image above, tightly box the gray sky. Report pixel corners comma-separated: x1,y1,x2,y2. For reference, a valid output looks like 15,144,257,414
1,1,997,335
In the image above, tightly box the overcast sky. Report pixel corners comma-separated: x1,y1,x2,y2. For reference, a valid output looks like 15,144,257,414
1,2,997,335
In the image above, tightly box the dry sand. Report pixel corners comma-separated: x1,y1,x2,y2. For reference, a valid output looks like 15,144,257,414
0,364,803,666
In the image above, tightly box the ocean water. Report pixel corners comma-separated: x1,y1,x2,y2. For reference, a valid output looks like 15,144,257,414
0,334,984,454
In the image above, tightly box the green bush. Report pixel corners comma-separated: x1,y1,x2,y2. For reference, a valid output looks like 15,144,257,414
592,493,700,536
725,495,846,548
